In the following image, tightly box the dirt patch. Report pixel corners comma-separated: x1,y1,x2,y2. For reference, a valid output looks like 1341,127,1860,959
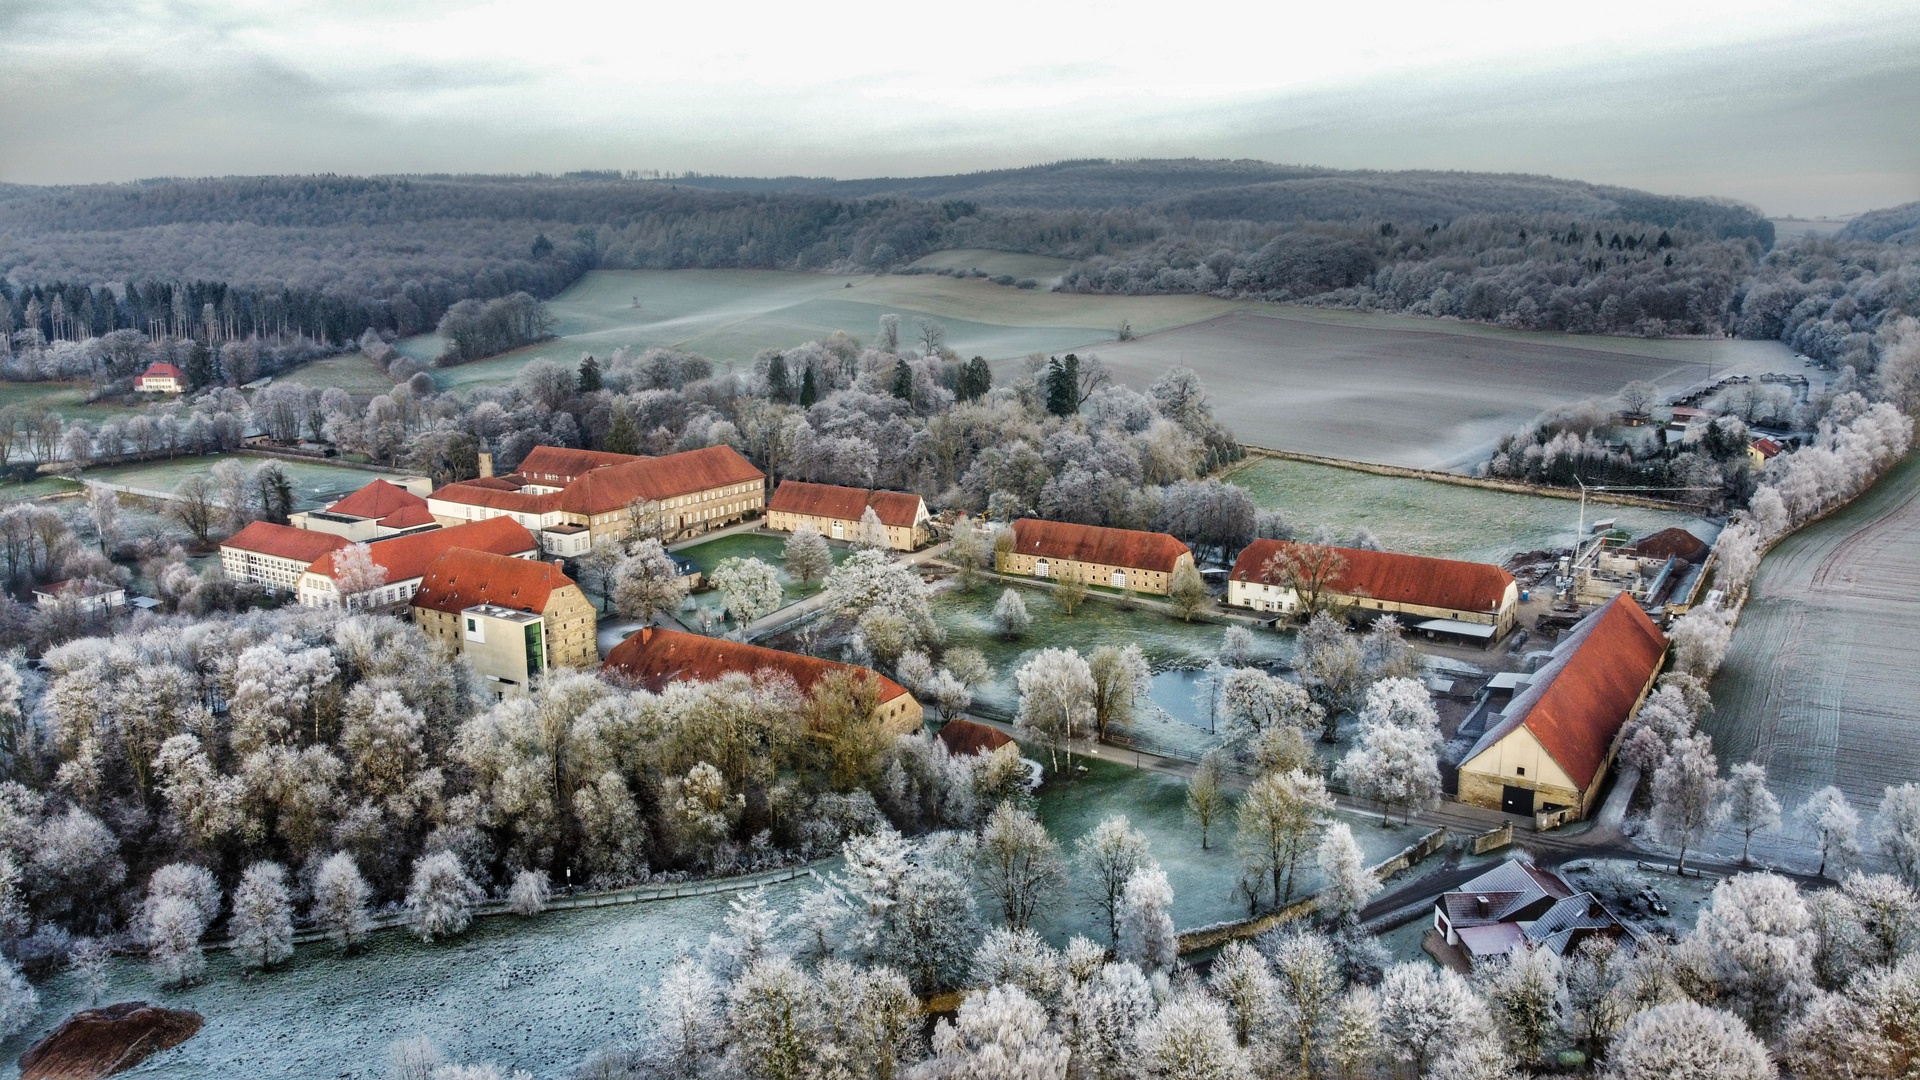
18,1002,202,1080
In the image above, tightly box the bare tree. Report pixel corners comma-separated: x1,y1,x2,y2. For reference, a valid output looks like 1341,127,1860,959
170,475,220,545
976,803,1065,931
1261,543,1351,619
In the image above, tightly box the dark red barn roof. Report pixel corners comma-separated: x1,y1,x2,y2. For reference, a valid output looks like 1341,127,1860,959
603,627,909,704
1230,540,1514,614
1008,519,1190,574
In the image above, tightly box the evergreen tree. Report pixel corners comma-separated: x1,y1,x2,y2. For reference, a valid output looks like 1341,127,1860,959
605,408,640,456
766,354,791,403
577,354,602,392
890,361,914,401
799,365,818,406
1045,355,1080,416
960,355,993,401
183,343,214,390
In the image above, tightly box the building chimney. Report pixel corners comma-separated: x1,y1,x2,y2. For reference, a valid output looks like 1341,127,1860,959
477,452,494,479
1589,899,1605,918
1476,896,1490,918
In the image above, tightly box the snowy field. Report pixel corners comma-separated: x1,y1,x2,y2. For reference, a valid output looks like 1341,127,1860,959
1705,450,1920,812
1227,456,1717,566
1092,309,1801,470
79,454,395,511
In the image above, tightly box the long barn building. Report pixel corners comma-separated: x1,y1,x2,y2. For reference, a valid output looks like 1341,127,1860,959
1227,540,1519,639
995,519,1194,596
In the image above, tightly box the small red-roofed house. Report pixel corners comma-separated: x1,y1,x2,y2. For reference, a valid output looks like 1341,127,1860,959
133,363,185,394
996,518,1193,595
1748,437,1786,469
291,478,440,541
1456,595,1667,821
766,480,929,550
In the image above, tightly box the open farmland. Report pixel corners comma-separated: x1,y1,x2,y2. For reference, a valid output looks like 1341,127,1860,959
1227,455,1717,566
82,454,397,510
904,248,1075,284
275,353,397,398
1705,451,1920,811
1093,308,1801,470
397,266,1241,389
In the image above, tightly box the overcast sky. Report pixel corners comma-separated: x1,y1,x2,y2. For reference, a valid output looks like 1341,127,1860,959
2,0,1916,216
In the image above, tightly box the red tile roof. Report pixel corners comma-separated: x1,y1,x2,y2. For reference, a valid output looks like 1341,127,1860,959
1751,437,1784,460
937,718,1014,757
376,505,440,530
432,482,558,515
137,362,185,380
327,479,429,520
1230,540,1515,614
768,481,924,528
1465,595,1667,790
1008,518,1191,574
433,446,764,517
222,521,350,563
515,446,648,485
411,548,577,615
307,517,537,585
603,627,909,704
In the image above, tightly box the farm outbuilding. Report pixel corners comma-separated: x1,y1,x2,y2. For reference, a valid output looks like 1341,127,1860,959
995,519,1193,596
1226,540,1518,639
766,480,929,550
1457,595,1667,822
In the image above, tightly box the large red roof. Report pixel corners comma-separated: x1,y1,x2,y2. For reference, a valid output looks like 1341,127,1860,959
307,517,536,584
1466,595,1667,790
137,362,185,381
515,446,648,485
768,481,924,528
222,521,350,563
1008,518,1191,574
327,479,429,520
602,627,909,703
412,548,577,615
434,446,764,517
1230,540,1514,614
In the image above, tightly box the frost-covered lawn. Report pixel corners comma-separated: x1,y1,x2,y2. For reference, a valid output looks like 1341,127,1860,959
80,454,395,511
930,582,1292,723
1034,755,1415,944
1,880,812,1080
1227,456,1717,566
669,531,854,626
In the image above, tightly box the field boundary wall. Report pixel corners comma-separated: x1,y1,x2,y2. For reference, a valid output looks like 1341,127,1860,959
1176,826,1447,953
1229,446,1703,513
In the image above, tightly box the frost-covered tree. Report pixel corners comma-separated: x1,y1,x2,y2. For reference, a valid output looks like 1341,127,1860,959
1722,762,1782,865
1315,822,1378,922
1326,987,1382,1080
993,588,1032,640
1680,872,1815,1039
614,538,690,621
1668,602,1735,680
1295,613,1366,735
1877,781,1920,890
1800,785,1864,880
1562,936,1630,1064
406,851,482,942
971,927,1066,1000
1236,769,1333,906
709,556,785,625
1377,962,1492,1078
1604,1001,1772,1080
823,548,938,648
883,865,980,993
1075,814,1154,944
508,869,550,916
230,861,294,971
922,984,1068,1080
924,669,972,723
141,863,219,987
1186,753,1227,851
1650,734,1726,874
817,961,924,1080
1477,946,1563,1065
313,851,373,952
1116,866,1177,976
0,955,36,1041
86,485,120,554
1013,648,1095,775
977,802,1065,932
1783,951,1920,1080
1265,927,1342,1077
782,523,833,587
1207,941,1274,1047
69,937,110,1007
1135,994,1250,1080
726,956,816,1080
1334,721,1439,827
1218,668,1319,755
1086,643,1149,741
1059,961,1154,1080
648,955,723,1078
332,542,388,607
851,506,892,550
1167,561,1210,622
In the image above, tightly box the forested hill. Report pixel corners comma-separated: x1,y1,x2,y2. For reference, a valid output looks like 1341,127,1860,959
661,159,1775,241
1839,200,1920,245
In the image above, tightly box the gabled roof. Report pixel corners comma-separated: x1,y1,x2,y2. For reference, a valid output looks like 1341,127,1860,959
431,482,559,515
603,627,909,704
376,505,439,530
1230,540,1515,614
1439,860,1574,927
306,517,536,586
1629,527,1710,565
222,521,351,563
768,481,925,528
515,446,648,485
1008,518,1190,574
137,362,185,380
558,446,764,513
937,718,1014,757
1463,595,1667,790
34,579,122,598
1524,892,1625,956
327,479,429,520
412,548,577,615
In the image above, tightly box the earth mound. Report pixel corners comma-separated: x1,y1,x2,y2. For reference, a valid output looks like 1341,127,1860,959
17,1002,202,1080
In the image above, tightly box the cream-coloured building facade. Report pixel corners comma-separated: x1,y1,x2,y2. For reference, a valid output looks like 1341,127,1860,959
994,519,1193,596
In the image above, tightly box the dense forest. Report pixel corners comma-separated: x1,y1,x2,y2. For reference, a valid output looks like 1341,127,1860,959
1,163,1915,371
